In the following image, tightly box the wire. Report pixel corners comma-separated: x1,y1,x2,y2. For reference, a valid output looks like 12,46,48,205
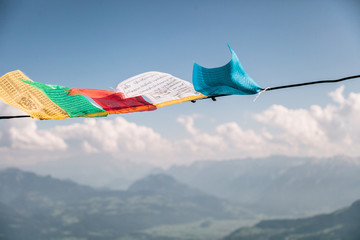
1,75,360,119
263,75,360,92
0,115,30,119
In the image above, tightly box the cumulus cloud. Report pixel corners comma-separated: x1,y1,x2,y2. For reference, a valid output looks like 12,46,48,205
0,102,67,151
176,86,360,160
9,121,67,150
254,105,329,155
2,86,360,166
53,117,174,161
177,115,225,156
0,101,174,165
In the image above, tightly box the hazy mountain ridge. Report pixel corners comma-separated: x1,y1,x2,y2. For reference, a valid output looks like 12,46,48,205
16,155,155,190
165,156,360,216
0,168,250,240
223,200,360,240
3,156,360,239
129,174,210,198
0,168,98,204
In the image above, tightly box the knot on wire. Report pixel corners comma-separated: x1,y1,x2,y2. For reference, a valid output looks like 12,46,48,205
253,87,269,102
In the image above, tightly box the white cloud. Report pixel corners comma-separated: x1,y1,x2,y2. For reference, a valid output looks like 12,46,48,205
215,122,268,155
176,115,225,161
9,120,67,150
53,117,173,154
254,105,329,153
329,85,345,104
2,86,360,167
82,141,99,153
0,102,67,151
48,117,175,166
0,101,174,166
252,86,360,157
175,86,360,160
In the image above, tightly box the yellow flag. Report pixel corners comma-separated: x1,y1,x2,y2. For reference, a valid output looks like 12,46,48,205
0,70,69,120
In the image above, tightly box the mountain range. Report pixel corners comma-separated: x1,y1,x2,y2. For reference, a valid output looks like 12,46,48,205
164,156,360,217
0,168,251,240
1,166,360,240
15,155,360,218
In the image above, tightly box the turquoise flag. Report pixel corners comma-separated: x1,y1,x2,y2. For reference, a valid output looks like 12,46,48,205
192,45,262,97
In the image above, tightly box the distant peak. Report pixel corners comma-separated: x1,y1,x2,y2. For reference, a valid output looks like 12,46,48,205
128,174,179,192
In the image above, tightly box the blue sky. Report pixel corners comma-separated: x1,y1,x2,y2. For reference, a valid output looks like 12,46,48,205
0,0,360,181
